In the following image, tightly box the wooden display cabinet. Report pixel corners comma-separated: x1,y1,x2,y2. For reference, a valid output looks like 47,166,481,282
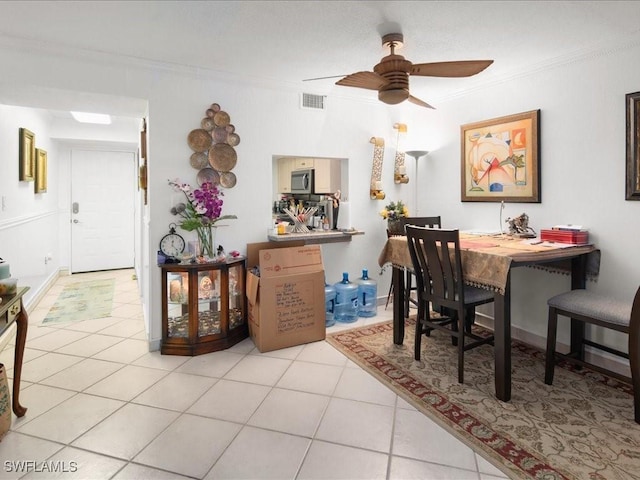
160,258,248,355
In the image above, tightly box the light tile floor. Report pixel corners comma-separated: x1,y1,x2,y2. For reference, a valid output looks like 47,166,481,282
0,269,509,480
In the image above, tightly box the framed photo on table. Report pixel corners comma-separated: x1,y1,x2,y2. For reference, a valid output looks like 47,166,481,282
626,91,640,200
34,148,47,193
19,128,35,181
461,110,540,203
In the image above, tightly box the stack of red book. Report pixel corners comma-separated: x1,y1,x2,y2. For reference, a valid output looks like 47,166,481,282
540,225,589,244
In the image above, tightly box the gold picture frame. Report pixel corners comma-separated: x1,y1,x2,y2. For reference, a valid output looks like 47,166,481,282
35,148,47,193
626,91,640,200
19,128,36,181
461,110,541,203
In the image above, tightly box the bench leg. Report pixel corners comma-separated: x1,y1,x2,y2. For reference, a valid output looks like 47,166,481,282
545,307,559,385
627,287,640,423
414,304,423,362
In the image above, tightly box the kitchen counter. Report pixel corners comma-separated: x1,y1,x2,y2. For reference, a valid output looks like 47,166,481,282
267,229,364,245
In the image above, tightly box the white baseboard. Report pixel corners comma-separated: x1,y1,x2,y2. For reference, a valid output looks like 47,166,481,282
23,268,68,312
148,338,161,352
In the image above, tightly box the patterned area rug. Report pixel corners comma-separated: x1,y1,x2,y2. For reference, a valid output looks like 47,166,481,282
327,319,640,480
42,279,115,324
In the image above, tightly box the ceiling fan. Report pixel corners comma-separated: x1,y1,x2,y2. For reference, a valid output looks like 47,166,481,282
326,33,493,109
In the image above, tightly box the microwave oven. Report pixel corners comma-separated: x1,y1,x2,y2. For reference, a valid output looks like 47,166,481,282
291,169,314,194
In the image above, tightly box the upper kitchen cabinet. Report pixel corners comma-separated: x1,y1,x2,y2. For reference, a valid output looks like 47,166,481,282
292,158,314,170
277,157,293,193
314,158,341,194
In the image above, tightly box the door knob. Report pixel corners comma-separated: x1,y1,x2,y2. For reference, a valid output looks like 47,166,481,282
73,219,79,224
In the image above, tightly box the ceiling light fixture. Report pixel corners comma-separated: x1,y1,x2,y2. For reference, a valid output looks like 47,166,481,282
70,111,112,124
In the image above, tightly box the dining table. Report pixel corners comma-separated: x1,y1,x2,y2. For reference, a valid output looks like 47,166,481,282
378,232,600,402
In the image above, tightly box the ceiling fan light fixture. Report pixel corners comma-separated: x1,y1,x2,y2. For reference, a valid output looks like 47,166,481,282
379,88,409,105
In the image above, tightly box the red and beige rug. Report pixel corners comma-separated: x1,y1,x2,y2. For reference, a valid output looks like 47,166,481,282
326,319,640,480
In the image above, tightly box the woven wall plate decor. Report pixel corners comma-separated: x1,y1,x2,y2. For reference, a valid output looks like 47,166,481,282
220,171,237,188
187,102,241,189
209,143,237,172
196,167,220,186
190,152,208,169
187,129,213,152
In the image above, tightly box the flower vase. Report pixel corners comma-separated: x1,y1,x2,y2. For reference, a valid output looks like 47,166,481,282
387,219,404,236
197,226,216,259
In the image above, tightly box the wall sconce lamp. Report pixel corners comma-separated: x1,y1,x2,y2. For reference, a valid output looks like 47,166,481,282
369,136,386,199
393,123,409,184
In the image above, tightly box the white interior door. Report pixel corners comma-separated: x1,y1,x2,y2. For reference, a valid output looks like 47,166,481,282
71,150,136,273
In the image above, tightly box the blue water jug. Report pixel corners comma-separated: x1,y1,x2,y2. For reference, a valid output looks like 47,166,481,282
325,283,336,327
334,272,358,323
357,268,377,317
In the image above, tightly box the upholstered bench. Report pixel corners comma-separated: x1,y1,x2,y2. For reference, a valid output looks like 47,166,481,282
544,287,640,424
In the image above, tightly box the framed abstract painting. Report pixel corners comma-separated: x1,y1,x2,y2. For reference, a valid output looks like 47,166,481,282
461,110,540,203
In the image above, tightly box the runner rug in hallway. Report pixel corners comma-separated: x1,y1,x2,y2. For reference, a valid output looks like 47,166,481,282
326,319,640,480
42,279,115,324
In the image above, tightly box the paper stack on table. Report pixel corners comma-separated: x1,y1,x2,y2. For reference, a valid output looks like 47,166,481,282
552,224,587,231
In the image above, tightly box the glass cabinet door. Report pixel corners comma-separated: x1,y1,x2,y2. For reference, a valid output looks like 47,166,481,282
197,269,221,337
167,272,189,338
228,262,245,330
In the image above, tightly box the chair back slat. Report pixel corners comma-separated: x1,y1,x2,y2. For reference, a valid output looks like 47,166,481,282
406,226,464,311
406,229,430,302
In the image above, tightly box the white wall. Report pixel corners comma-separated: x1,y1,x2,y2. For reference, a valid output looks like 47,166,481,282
0,34,638,355
0,105,60,303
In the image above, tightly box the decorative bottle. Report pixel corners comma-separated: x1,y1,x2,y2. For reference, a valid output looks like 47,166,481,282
357,268,377,317
324,282,336,327
334,272,358,323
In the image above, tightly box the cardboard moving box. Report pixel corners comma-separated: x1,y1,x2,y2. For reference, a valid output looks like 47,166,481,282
246,242,326,352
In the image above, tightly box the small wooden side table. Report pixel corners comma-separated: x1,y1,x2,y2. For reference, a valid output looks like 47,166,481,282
0,287,29,417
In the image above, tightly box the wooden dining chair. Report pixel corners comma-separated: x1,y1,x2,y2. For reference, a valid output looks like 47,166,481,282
385,216,442,318
544,286,640,423
406,226,495,383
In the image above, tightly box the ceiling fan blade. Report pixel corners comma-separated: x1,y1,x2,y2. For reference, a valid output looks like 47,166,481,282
336,71,389,90
408,95,436,109
410,60,494,77
303,74,348,82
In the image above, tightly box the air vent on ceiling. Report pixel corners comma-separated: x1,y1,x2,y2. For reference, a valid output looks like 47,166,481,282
301,93,326,110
